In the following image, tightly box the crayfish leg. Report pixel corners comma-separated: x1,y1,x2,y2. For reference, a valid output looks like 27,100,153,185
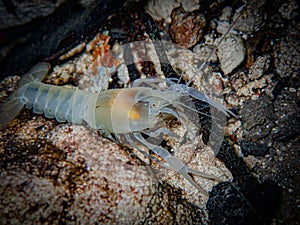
133,132,219,195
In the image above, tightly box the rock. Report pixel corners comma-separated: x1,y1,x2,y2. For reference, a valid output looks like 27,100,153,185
248,55,270,80
217,35,245,75
0,124,207,224
169,6,206,48
239,140,269,157
274,25,300,78
0,0,66,29
145,0,199,23
216,0,267,35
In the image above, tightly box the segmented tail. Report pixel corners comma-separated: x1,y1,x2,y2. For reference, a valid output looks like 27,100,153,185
0,63,50,128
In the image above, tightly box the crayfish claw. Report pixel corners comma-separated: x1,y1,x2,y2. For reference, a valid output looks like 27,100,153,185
177,166,210,196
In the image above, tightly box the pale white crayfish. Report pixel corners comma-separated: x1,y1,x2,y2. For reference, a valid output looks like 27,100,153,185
0,52,236,195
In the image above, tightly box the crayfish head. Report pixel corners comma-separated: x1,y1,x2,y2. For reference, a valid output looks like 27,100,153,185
109,88,157,134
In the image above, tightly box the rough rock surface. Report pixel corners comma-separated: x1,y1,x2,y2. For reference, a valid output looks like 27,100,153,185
216,35,245,75
169,7,206,49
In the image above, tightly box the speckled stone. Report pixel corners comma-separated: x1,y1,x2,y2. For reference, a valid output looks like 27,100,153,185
217,34,245,75
274,25,300,78
169,7,206,48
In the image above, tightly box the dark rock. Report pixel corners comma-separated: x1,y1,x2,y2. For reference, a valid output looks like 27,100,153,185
207,182,262,225
240,140,269,157
0,0,127,79
212,140,282,224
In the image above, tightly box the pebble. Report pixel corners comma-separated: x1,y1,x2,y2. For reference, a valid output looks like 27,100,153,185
216,34,245,75
249,55,270,80
145,0,199,23
169,7,206,48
